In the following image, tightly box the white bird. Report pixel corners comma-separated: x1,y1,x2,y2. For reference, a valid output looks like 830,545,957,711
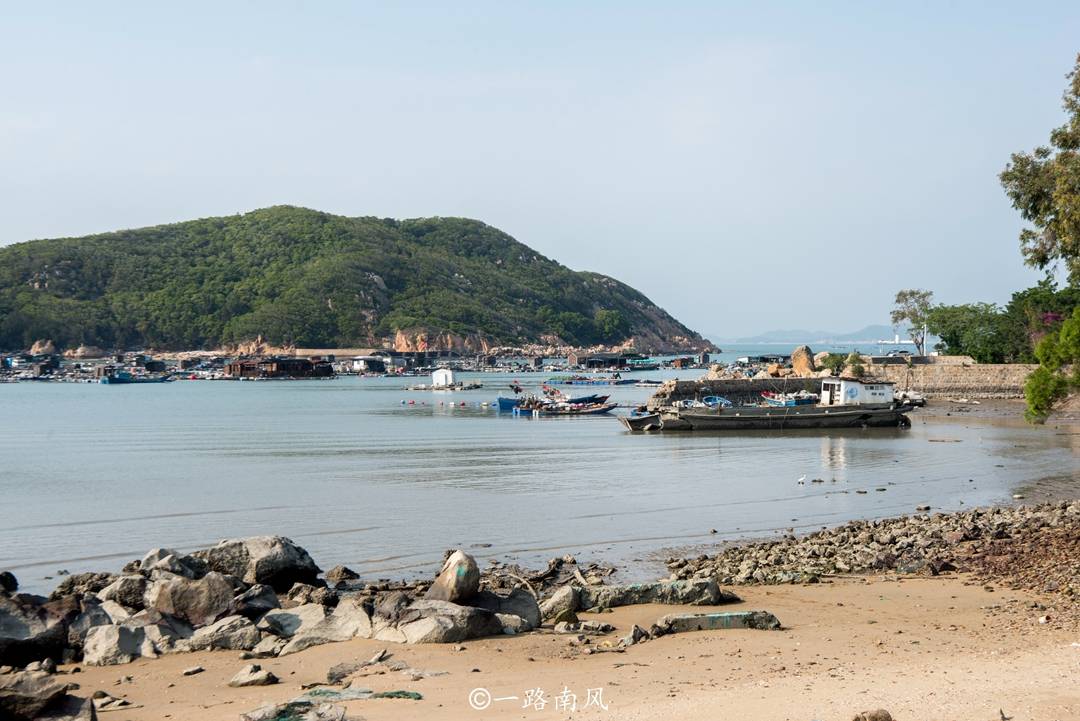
797,475,806,484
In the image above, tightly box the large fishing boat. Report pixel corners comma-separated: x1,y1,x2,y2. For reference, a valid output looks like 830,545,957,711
625,378,913,431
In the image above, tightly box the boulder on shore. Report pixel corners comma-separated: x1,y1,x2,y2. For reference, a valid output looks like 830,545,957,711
81,625,156,666
144,572,233,627
0,671,67,720
468,589,541,630
395,599,502,644
424,550,479,603
277,597,372,655
791,345,816,377
193,537,320,592
182,615,259,652
0,594,68,666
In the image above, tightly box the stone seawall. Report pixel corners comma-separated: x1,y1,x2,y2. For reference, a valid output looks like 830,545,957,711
648,363,1037,408
866,362,1036,399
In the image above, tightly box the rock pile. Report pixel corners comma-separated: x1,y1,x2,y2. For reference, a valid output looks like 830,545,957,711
0,538,553,671
666,502,1080,599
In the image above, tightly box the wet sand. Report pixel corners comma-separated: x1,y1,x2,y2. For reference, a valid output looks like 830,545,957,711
63,574,1080,721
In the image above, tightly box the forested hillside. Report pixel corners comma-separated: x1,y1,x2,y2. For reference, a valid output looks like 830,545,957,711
0,206,706,352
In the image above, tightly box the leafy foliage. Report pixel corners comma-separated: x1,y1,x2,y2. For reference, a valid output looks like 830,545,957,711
1000,54,1080,278
890,289,933,354
819,353,846,375
0,207,701,351
1024,308,1080,422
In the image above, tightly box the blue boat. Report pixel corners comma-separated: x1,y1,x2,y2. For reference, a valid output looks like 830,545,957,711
100,371,172,385
761,391,817,407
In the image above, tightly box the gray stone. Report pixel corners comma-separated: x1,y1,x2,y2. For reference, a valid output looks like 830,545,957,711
468,589,540,630
539,585,579,622
193,537,320,592
144,571,233,627
139,550,206,580
0,594,67,666
423,551,479,603
66,602,112,649
183,615,260,652
620,624,650,646
97,601,130,625
284,583,337,607
0,671,66,719
228,663,278,687
95,576,147,611
278,598,372,656
48,574,115,601
182,666,204,676
232,584,280,619
80,625,156,666
324,565,359,585
656,610,781,633
256,604,328,638
396,600,503,644
241,701,350,721
250,635,286,658
577,579,737,609
34,693,98,721
496,613,529,635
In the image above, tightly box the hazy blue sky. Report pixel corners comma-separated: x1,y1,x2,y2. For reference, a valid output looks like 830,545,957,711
2,2,1078,338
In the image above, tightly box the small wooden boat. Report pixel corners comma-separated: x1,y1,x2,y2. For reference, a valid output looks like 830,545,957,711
619,413,662,431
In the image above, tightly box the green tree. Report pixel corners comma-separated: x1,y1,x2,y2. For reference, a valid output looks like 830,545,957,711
1024,307,1080,422
1001,54,1080,278
926,302,1004,362
890,289,933,355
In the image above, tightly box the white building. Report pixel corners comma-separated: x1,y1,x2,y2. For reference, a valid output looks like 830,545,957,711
820,378,894,406
431,368,455,388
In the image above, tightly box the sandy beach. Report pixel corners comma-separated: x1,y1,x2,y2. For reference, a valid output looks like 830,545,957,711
53,574,1079,721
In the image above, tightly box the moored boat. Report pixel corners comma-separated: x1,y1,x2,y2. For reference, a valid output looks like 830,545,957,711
640,378,913,431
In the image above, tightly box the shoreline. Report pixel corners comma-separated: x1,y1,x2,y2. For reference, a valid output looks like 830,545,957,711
3,499,1077,720
4,500,1079,721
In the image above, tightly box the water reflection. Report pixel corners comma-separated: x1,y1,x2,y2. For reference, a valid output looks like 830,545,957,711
821,435,848,471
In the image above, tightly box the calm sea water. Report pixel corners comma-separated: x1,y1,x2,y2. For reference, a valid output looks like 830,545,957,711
2,362,1078,594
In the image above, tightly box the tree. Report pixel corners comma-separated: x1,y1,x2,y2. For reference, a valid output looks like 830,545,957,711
1000,54,1080,278
890,289,933,355
1024,307,1080,422
926,302,1005,362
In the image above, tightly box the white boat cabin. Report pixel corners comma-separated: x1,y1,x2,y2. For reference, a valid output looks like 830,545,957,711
431,368,456,388
820,378,894,406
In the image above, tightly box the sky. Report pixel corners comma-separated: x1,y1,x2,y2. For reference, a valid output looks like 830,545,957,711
2,2,1079,339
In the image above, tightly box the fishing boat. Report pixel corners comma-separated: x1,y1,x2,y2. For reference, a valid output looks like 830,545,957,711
619,412,662,431
99,371,172,385
497,392,609,412
544,375,635,386
520,402,617,417
633,379,913,431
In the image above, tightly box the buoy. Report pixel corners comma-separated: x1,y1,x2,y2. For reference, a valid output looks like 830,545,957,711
408,400,415,405
400,400,405,405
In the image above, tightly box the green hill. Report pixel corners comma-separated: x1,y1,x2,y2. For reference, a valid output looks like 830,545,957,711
0,206,707,353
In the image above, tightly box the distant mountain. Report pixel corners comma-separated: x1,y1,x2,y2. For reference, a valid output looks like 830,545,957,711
714,325,908,345
0,206,709,353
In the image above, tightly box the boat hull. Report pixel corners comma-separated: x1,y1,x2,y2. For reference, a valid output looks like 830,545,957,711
672,403,913,431
619,413,662,431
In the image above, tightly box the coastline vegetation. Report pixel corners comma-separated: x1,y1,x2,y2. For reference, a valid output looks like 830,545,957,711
0,208,695,351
